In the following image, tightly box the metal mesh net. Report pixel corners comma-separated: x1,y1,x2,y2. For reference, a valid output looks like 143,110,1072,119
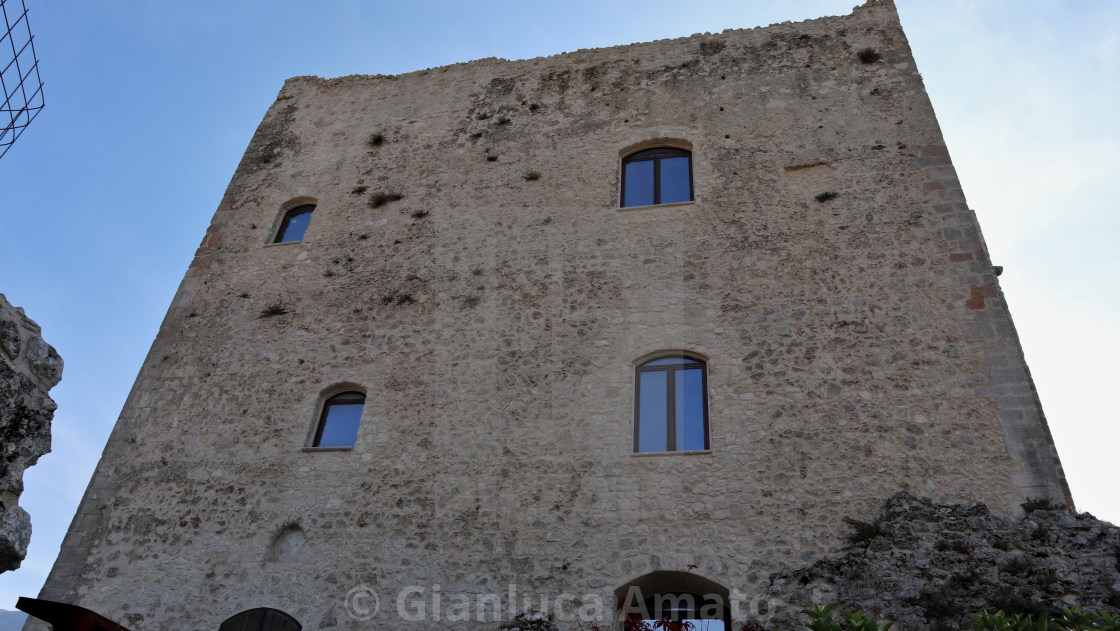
0,0,43,160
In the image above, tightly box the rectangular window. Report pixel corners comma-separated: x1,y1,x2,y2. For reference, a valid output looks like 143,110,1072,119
637,371,669,452
659,156,692,204
623,160,655,207
634,356,709,452
313,391,365,447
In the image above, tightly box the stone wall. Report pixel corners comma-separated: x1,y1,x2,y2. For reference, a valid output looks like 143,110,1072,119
0,294,61,572
767,493,1120,630
32,1,1070,629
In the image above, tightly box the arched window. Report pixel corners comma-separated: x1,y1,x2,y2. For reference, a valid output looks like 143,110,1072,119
616,571,731,631
621,147,693,207
312,391,365,448
634,355,708,453
219,607,302,631
273,204,315,243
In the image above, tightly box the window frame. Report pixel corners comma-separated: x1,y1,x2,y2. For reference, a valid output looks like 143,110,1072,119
310,390,366,449
620,147,694,208
633,354,710,453
272,203,315,244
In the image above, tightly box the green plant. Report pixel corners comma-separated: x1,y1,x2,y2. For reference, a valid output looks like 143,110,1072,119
968,610,1058,631
471,267,484,276
369,192,403,208
857,47,881,64
487,155,498,162
357,233,370,240
802,603,840,631
368,132,385,146
844,517,883,544
259,302,288,318
528,103,540,112
523,170,542,181
844,611,891,631
1021,498,1063,512
238,292,250,299
815,191,838,203
323,269,336,278
476,112,490,120
463,295,481,309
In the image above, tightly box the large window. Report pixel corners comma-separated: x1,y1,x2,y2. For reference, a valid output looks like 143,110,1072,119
621,147,693,207
634,356,709,453
273,204,314,243
312,391,365,448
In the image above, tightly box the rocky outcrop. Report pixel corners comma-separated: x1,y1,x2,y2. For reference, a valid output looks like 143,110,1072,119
765,493,1120,630
0,294,61,572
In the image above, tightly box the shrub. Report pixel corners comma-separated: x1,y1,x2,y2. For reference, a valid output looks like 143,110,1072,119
369,192,403,208
844,517,884,544
259,302,288,318
857,47,881,64
1021,497,1063,513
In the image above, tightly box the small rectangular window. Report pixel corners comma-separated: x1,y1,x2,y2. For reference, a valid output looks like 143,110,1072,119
659,156,692,204
623,160,655,207
313,391,364,447
621,147,693,208
637,371,669,452
274,205,314,243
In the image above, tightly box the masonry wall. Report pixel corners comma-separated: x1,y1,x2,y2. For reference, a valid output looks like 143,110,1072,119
33,2,1069,629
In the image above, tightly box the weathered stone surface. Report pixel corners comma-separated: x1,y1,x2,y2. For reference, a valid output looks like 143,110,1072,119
766,493,1120,630
0,293,61,572
31,1,1072,630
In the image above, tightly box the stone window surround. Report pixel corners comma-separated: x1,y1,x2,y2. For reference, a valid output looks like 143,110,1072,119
267,195,318,245
632,349,711,455
617,137,695,210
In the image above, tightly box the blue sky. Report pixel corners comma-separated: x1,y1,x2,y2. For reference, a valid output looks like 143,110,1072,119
1,0,1118,609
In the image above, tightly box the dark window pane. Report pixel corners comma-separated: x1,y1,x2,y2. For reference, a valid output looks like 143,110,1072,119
275,206,314,243
659,156,691,203
643,357,701,366
676,367,706,451
316,401,363,447
637,371,668,452
623,160,654,207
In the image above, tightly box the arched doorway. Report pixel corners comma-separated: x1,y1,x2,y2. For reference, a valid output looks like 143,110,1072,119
218,608,301,631
615,570,731,630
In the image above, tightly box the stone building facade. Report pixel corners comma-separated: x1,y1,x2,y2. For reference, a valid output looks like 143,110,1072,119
32,1,1070,629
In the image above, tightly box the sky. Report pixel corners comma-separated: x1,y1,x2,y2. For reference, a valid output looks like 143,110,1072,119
1,0,1118,611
